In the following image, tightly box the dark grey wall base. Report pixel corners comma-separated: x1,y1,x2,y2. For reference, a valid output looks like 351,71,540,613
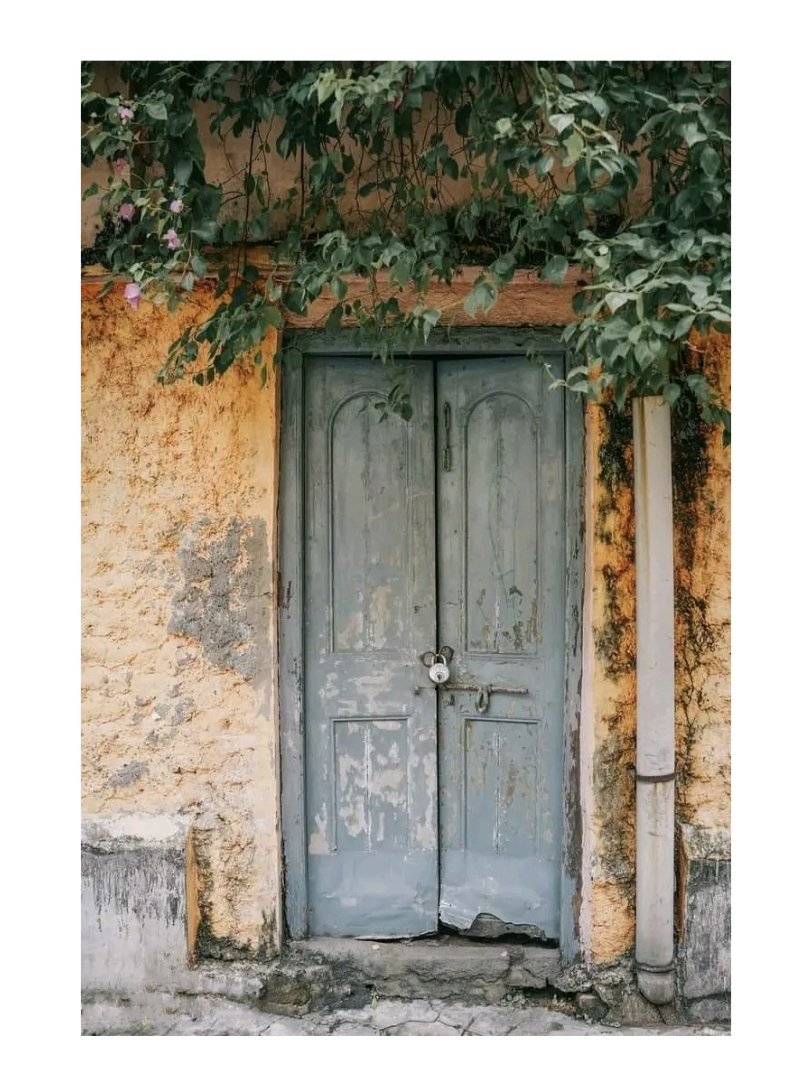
678,825,731,1004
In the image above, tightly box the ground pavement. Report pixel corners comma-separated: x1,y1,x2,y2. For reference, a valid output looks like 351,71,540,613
82,993,729,1036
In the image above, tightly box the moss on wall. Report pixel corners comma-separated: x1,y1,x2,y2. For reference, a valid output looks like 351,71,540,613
585,335,730,965
587,401,638,963
672,334,731,830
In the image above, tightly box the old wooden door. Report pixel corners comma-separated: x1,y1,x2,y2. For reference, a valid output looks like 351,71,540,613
436,358,565,939
301,351,565,940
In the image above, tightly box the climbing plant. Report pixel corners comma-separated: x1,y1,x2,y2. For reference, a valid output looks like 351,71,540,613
81,61,730,437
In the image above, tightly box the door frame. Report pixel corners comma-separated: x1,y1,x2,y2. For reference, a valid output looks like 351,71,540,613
278,328,584,962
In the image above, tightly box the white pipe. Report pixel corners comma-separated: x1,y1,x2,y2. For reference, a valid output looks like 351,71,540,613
632,396,676,1005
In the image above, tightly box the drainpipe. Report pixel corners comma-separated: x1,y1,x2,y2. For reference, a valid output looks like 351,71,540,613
632,396,676,1005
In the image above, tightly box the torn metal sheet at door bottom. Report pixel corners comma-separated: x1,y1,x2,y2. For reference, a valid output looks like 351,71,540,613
438,851,561,940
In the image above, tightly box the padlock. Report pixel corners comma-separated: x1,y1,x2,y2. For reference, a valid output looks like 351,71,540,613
428,653,450,685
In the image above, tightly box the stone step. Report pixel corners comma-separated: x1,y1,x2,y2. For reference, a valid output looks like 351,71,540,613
289,936,562,1002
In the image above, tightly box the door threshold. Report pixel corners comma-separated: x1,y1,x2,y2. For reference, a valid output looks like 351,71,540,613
289,936,562,998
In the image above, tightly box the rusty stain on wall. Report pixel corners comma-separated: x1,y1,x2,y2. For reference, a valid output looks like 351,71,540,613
584,335,730,966
672,334,731,831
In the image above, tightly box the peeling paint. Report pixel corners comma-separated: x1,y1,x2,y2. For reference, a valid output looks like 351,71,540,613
82,288,281,956
110,761,149,788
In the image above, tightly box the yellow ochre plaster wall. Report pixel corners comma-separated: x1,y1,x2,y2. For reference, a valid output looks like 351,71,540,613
82,283,281,955
582,333,730,964
81,281,729,966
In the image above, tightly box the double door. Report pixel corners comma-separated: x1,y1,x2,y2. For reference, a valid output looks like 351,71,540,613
302,352,566,939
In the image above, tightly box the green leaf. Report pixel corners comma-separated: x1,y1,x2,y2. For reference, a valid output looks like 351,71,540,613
604,292,635,313
146,102,168,121
421,307,441,343
542,255,569,284
284,287,307,315
625,269,649,289
564,132,585,164
682,122,706,147
173,156,193,187
455,103,471,137
221,220,240,244
490,252,516,283
535,154,554,176
262,306,283,329
550,113,575,133
331,277,348,301
88,130,108,153
662,383,681,405
191,254,208,277
700,146,721,178
463,280,498,316
673,313,696,339
325,303,343,333
181,272,195,291
673,234,695,257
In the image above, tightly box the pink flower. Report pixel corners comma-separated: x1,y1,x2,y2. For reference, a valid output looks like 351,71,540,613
112,157,128,173
119,202,136,222
164,228,181,251
124,282,142,309
169,198,184,214
118,105,134,123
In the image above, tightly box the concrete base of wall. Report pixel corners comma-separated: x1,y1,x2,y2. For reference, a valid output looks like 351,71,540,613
81,813,729,1026
677,824,730,1018
81,814,197,993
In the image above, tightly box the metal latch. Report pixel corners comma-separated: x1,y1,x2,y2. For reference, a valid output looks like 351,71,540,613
436,682,528,713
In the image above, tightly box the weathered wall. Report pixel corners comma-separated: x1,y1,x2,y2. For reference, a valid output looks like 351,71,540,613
581,335,731,966
672,334,731,831
81,283,281,957
81,276,730,976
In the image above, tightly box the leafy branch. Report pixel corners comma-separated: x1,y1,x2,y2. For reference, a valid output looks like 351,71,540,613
81,60,730,436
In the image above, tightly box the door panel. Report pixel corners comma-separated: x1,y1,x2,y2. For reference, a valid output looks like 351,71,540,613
436,357,565,938
304,358,438,936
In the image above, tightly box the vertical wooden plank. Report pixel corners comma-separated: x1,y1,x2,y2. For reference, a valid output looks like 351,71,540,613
304,358,439,937
561,357,585,964
279,356,307,939
437,354,565,939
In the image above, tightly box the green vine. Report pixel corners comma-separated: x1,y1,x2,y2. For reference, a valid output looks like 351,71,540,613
671,384,724,799
594,402,635,679
81,61,730,434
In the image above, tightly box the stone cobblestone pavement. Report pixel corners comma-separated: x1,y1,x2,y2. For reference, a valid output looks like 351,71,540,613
82,993,729,1036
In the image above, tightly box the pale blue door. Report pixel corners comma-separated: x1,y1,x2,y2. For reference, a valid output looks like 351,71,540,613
303,352,565,939
436,357,565,939
304,358,439,936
